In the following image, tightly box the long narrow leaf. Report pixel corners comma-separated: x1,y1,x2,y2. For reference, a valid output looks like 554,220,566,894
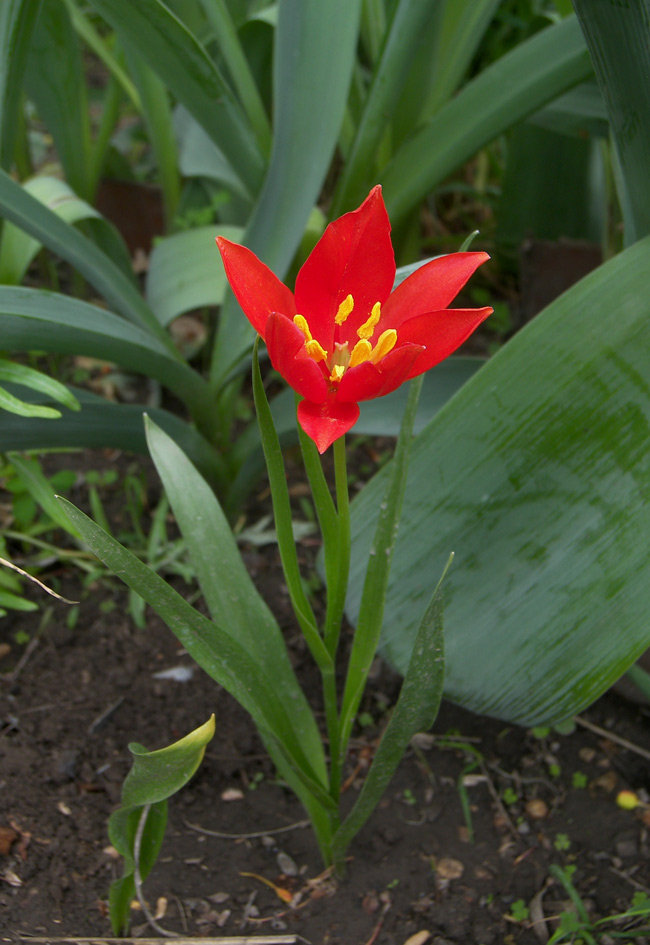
211,0,363,384
87,0,265,197
0,169,180,357
382,15,593,224
573,0,650,244
0,0,42,172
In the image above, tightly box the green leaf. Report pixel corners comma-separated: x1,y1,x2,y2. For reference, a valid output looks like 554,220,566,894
573,1,650,244
0,385,224,492
0,588,38,612
0,168,179,356
87,0,265,197
347,235,650,726
146,224,243,326
211,0,363,382
0,0,42,172
0,287,207,409
529,79,609,140
24,0,91,198
0,359,80,412
144,416,327,784
0,385,60,419
56,497,330,801
7,453,79,536
173,105,251,202
382,15,593,225
108,716,213,935
332,562,446,861
0,176,116,285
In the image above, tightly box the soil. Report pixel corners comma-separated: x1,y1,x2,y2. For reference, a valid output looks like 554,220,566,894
1,451,650,945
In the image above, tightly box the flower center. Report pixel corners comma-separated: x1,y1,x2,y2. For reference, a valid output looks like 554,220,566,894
294,295,397,386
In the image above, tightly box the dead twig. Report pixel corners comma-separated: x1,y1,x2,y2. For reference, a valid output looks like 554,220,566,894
184,818,310,841
574,715,650,763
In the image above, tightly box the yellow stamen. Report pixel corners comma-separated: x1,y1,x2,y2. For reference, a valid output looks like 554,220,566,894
293,314,312,342
369,329,397,364
357,302,382,340
335,294,354,325
329,364,345,383
349,338,372,367
306,339,327,362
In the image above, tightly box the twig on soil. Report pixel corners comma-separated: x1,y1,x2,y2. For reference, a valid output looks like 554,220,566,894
480,761,521,842
362,893,391,945
2,634,39,685
134,804,180,938
184,818,310,841
610,865,650,895
18,938,310,944
574,715,650,763
240,889,258,929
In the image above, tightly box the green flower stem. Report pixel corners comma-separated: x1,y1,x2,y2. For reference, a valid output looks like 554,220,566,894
337,375,424,766
252,341,332,672
324,435,351,659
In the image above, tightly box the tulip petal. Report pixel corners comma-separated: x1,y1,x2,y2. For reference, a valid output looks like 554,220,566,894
216,237,296,337
381,252,490,331
396,307,493,379
297,396,360,453
294,186,395,351
265,312,329,404
337,344,423,403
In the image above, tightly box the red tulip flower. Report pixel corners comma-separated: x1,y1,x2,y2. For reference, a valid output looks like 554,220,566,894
216,186,492,453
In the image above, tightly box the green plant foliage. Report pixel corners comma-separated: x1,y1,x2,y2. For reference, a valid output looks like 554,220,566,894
346,235,650,725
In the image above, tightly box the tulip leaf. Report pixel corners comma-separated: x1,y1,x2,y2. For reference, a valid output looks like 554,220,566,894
211,0,363,383
0,386,62,420
573,0,650,244
144,416,327,785
332,564,446,861
146,224,243,326
382,15,593,224
108,715,214,936
87,0,264,197
0,0,42,172
346,235,650,726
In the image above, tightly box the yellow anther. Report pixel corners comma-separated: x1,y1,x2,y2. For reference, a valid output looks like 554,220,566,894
306,339,327,362
349,338,372,368
357,302,382,340
329,364,345,383
369,329,397,364
335,294,354,325
293,314,312,342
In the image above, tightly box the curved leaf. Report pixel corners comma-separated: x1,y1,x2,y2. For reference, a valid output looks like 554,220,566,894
0,0,42,172
347,235,650,725
382,15,593,224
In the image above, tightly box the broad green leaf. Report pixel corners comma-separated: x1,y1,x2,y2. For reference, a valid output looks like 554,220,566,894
496,125,605,248
211,0,363,383
57,497,329,799
144,417,326,783
0,0,42,172
382,16,593,225
173,105,251,202
0,385,224,493
0,287,207,409
122,715,215,808
0,168,179,356
332,568,445,861
529,80,608,140
24,0,91,198
0,176,116,285
87,0,264,197
146,224,243,326
346,235,650,726
573,1,650,244
108,717,214,936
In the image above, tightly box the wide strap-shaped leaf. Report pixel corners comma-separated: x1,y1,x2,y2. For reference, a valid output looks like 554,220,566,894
0,169,178,355
211,0,363,383
87,0,264,197
0,0,42,172
346,235,650,726
146,224,243,326
382,15,593,225
57,497,329,799
0,287,207,409
144,417,327,784
24,0,91,198
573,0,650,244
0,385,224,492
